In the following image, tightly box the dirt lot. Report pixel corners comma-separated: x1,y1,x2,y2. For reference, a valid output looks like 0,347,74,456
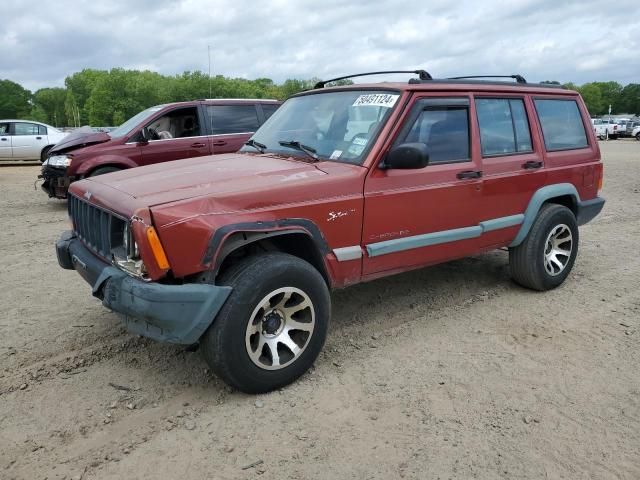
1,141,639,480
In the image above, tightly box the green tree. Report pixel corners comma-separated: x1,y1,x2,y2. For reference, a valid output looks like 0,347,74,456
578,83,605,116
0,79,32,118
32,87,68,126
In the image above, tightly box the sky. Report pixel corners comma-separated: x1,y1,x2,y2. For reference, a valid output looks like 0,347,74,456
2,0,639,91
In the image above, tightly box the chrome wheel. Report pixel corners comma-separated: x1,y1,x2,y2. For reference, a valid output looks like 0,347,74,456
245,287,315,370
544,224,573,276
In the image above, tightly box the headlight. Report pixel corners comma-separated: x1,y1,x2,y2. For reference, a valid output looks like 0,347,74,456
47,155,72,167
114,222,146,277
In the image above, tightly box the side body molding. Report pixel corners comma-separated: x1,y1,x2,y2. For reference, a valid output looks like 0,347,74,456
509,183,580,247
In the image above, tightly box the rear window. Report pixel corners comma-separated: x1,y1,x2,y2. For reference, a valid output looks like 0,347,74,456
534,99,588,151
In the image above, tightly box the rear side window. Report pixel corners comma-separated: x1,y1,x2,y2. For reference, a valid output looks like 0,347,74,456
262,104,279,120
13,123,40,135
207,105,260,135
534,99,588,150
402,107,470,164
475,98,532,156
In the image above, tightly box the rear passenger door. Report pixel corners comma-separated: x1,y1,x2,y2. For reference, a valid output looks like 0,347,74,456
473,95,547,247
206,104,261,154
0,122,11,160
11,122,47,159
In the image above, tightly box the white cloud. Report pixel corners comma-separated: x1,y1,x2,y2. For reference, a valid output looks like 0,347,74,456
2,0,638,91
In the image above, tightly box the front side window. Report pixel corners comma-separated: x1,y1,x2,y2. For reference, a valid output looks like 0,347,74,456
13,123,40,136
109,106,163,139
146,107,201,139
475,98,533,156
207,105,260,135
0,123,9,135
244,90,400,164
400,106,470,164
534,99,588,150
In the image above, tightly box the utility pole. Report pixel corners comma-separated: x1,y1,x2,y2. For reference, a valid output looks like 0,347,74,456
208,45,212,98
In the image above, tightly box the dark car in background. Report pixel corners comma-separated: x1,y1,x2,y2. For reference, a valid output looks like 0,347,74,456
40,99,281,198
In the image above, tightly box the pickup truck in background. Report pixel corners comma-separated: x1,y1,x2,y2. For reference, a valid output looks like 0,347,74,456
591,118,619,139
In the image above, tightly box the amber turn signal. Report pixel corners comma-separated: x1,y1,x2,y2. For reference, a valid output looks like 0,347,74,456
145,226,170,270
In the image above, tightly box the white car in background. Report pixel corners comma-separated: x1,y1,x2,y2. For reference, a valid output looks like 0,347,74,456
0,120,68,162
632,125,640,141
591,118,619,140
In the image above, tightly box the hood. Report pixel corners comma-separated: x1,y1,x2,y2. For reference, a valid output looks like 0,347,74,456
48,126,111,154
83,153,333,207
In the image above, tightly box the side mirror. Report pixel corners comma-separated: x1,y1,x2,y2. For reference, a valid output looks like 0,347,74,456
383,143,429,169
137,127,150,144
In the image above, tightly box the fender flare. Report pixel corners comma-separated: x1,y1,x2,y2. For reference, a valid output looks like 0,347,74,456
509,183,580,247
201,218,331,274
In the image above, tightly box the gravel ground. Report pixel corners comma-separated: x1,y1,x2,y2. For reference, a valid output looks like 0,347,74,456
1,140,639,480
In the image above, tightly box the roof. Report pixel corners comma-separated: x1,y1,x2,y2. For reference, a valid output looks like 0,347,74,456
0,119,60,129
299,81,576,96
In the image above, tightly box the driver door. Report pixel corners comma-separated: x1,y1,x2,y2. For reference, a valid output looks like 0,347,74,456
362,95,483,276
139,106,211,165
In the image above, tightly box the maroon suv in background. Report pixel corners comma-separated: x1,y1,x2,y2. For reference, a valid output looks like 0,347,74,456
40,99,281,198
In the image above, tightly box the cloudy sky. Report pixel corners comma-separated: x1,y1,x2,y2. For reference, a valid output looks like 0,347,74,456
2,0,639,91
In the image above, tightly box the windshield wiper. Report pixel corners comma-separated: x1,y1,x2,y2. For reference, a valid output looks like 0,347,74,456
278,140,319,161
244,139,267,153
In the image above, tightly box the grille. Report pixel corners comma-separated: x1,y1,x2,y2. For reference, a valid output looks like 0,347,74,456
68,194,125,259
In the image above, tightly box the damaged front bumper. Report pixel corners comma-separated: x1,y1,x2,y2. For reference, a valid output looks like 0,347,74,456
39,165,74,199
56,231,232,344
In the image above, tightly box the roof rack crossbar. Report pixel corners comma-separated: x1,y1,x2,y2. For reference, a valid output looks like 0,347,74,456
314,70,432,89
446,74,527,84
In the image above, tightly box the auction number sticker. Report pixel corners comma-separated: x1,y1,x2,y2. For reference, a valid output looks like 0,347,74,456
352,94,399,108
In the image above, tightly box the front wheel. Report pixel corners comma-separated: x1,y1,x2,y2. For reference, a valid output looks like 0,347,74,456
509,204,579,291
200,252,330,393
636,133,640,141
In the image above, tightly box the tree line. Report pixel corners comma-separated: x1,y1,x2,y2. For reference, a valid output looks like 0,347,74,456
1,68,638,128
0,69,327,127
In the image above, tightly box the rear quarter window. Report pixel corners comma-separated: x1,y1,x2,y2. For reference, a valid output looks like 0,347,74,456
534,99,588,151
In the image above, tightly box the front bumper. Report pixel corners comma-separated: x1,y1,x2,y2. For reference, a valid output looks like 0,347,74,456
56,231,231,344
39,165,74,199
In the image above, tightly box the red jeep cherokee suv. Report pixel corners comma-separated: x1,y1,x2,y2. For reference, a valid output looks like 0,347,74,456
55,71,605,393
41,98,281,198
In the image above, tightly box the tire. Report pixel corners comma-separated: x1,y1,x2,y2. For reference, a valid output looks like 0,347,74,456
40,146,52,163
89,166,121,177
200,252,330,393
636,133,640,141
509,204,579,291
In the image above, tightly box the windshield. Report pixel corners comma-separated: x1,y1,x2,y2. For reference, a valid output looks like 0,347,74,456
242,90,400,164
108,106,163,138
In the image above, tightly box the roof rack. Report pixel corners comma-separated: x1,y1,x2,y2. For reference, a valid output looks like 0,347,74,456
314,70,432,89
447,74,527,84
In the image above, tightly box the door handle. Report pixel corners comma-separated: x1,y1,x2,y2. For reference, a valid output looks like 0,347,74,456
456,170,482,179
191,142,206,148
522,160,543,170
36,136,42,140
212,140,227,146
1,138,7,141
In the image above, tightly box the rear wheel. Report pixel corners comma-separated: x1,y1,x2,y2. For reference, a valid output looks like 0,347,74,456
636,133,640,141
89,166,121,177
200,252,330,393
509,204,579,291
